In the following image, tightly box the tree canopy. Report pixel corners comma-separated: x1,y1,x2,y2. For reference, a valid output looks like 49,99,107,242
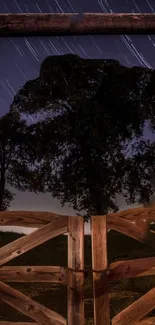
0,111,42,210
10,54,155,218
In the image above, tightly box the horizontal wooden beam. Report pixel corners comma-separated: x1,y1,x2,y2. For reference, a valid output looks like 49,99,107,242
109,257,155,282
0,323,38,325
112,287,155,325
0,210,68,228
0,281,66,325
0,217,67,266
118,207,155,225
0,13,155,36
0,266,67,284
107,207,155,224
107,215,150,242
136,318,155,325
1,207,154,231
1,319,155,325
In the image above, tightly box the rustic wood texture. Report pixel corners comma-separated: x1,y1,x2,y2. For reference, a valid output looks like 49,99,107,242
107,207,155,243
119,208,155,234
0,281,66,325
0,210,67,228
0,323,39,325
107,207,155,225
1,207,155,232
107,207,155,218
112,287,155,325
91,215,110,325
107,215,152,242
0,217,67,266
137,317,155,324
67,216,84,325
107,215,149,242
109,257,155,282
0,266,67,283
0,321,154,325
1,13,155,36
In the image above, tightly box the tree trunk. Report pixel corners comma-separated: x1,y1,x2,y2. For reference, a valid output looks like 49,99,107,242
0,158,6,211
0,177,5,210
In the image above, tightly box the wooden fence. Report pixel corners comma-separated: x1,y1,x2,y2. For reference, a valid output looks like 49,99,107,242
1,10,155,324
1,13,155,36
0,207,155,324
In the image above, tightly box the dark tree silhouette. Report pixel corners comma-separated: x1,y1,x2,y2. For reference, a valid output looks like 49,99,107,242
0,112,41,210
10,54,155,218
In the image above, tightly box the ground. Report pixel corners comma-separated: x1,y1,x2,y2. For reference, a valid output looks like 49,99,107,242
0,229,155,324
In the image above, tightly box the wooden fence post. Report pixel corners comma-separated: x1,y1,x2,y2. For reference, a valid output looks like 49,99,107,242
91,215,110,325
67,215,84,325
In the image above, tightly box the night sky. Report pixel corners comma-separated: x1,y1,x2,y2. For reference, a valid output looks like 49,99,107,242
0,0,155,233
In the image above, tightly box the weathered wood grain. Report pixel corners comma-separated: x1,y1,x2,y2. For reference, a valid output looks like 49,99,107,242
0,281,66,325
107,215,152,242
0,210,67,228
1,13,155,36
1,318,155,325
0,323,39,325
137,317,155,324
0,217,67,266
1,208,155,234
0,266,67,283
91,215,110,325
67,216,84,325
112,287,155,325
107,207,155,225
109,257,155,282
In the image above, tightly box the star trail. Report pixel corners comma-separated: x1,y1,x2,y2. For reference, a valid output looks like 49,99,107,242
1,0,155,115
1,0,155,230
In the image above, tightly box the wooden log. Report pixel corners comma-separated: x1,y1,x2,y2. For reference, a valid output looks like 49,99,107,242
109,257,155,282
107,207,155,224
112,287,155,325
0,281,66,325
1,13,155,36
0,266,67,284
0,210,67,228
107,215,151,242
67,215,84,325
0,207,155,230
0,320,154,325
137,317,155,324
107,207,155,219
1,317,155,325
91,215,110,325
0,217,67,266
119,208,155,234
0,320,39,325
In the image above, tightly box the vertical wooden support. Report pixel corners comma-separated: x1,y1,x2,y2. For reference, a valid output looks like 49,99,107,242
91,215,110,325
67,215,85,325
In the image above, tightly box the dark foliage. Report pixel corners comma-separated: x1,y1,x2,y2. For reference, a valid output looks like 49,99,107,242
10,55,155,218
0,112,42,210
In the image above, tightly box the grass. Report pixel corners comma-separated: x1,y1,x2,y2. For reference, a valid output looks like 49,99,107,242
0,229,155,323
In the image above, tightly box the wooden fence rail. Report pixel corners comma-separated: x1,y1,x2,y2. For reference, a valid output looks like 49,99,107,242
1,13,155,36
0,207,155,324
91,215,110,325
0,10,155,325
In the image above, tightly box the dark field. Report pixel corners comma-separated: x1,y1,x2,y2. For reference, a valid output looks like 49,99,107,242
0,229,155,324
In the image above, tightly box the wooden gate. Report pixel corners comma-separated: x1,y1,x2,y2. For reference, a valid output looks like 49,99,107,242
91,209,155,325
0,212,84,325
0,207,155,324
